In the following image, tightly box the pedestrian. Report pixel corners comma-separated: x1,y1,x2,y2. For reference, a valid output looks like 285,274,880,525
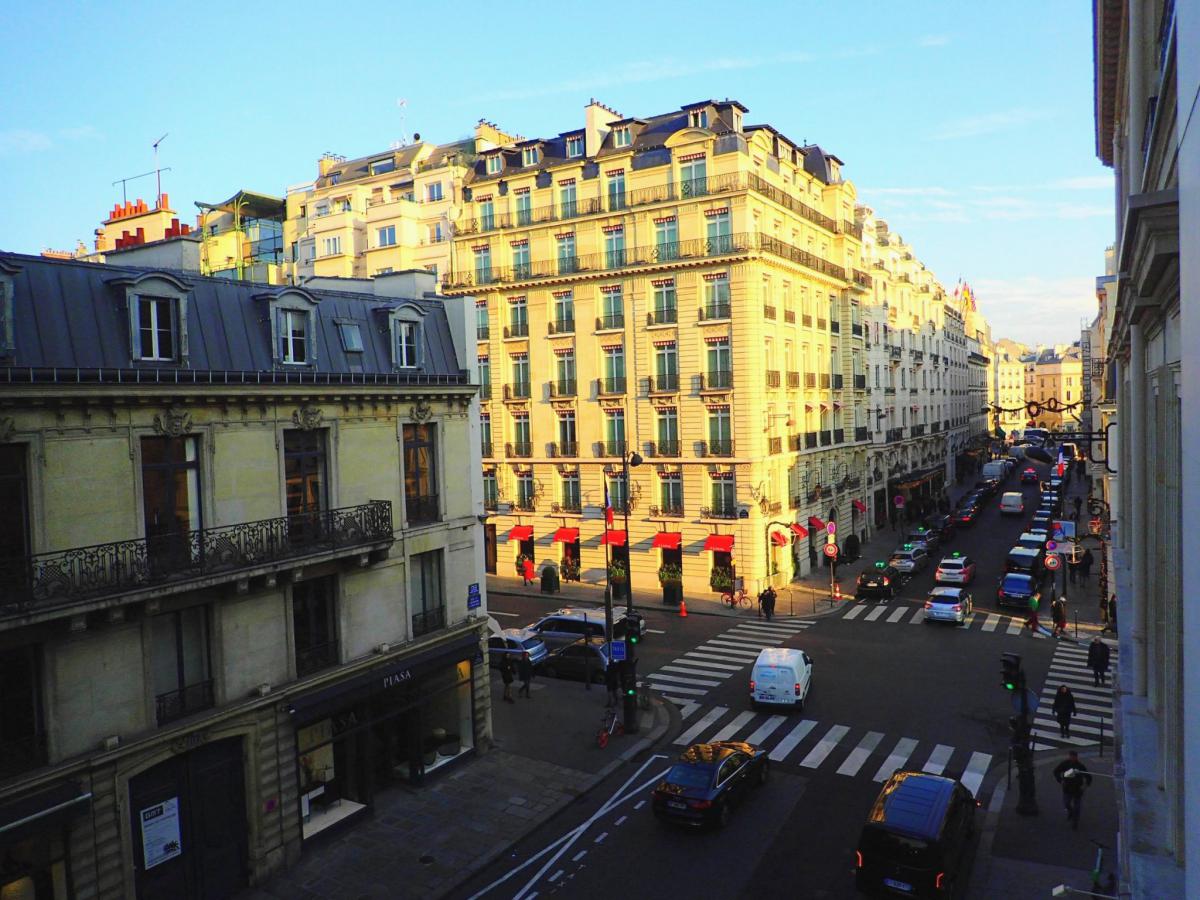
1052,685,1077,738
1024,594,1041,633
1050,597,1067,638
605,658,619,707
517,651,533,698
521,556,535,586
763,585,777,622
1067,555,1079,585
1080,548,1094,582
1073,496,1083,521
499,654,515,703
1106,595,1118,634
1053,750,1093,829
1087,636,1111,686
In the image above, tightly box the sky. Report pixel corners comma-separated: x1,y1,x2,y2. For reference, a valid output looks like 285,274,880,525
0,0,1112,347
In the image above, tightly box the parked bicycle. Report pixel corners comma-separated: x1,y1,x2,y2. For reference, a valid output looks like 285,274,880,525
1090,839,1117,896
596,706,624,749
721,588,752,609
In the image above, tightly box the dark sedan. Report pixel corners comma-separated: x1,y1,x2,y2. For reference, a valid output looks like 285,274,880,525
1020,466,1040,484
923,514,957,543
953,505,980,527
997,572,1040,610
857,562,901,600
652,741,769,828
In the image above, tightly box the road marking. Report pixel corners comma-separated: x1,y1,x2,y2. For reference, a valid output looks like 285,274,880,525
649,682,709,696
873,737,919,782
613,815,627,827
1006,619,1024,635
836,731,885,776
701,641,768,655
490,610,521,617
548,870,563,884
961,752,992,798
1030,729,1095,746
645,672,722,687
799,724,851,768
887,606,909,623
922,744,954,776
674,706,729,746
594,832,608,844
843,603,868,620
737,620,812,633
982,614,1000,632
726,631,785,644
864,605,888,622
661,664,733,679
707,636,781,649
633,800,646,810
909,608,926,624
646,628,667,634
692,644,761,659
745,714,787,746
572,850,587,862
678,655,745,670
1033,717,1107,736
769,719,818,761
711,710,757,742
675,700,701,720
733,624,794,637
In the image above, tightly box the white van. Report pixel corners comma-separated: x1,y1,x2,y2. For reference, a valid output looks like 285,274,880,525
981,460,1008,481
999,492,1025,515
750,647,813,711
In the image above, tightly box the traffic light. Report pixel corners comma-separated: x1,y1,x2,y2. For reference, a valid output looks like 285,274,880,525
1001,652,1022,692
621,662,640,735
624,613,641,662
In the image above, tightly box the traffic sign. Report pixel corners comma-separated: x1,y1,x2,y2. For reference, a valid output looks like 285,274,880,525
610,640,627,662
1046,540,1057,552
1011,689,1040,716
1044,554,1061,571
823,543,840,559
827,521,837,536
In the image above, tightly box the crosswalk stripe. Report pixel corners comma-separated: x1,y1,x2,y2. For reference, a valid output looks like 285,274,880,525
887,606,909,623
874,737,919,782
1006,619,1024,635
982,614,1000,632
960,752,992,798
676,700,701,720
909,608,926,624
647,672,722,687
836,731,885,776
1034,708,1110,725
1033,717,1107,737
680,654,748,670
843,604,868,620
745,714,787,746
1042,681,1111,699
922,744,954,776
711,711,757,743
769,719,818,761
742,620,812,632
692,645,760,660
1040,697,1111,716
800,724,851,768
651,683,709,696
660,665,732,679
706,637,778,650
727,631,785,644
864,605,888,622
733,624,796,636
674,706,729,746
1030,729,1095,746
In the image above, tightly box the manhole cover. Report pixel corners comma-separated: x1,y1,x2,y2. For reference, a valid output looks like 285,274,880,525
419,854,435,866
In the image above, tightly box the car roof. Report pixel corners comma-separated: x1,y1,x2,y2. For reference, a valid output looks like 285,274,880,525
1002,572,1034,586
498,627,540,640
678,741,754,767
1002,491,1023,499
938,556,968,565
868,771,957,840
928,587,965,599
1008,547,1039,556
754,647,806,664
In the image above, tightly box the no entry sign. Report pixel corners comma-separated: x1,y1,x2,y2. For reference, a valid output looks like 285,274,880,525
1045,554,1061,571
823,543,839,559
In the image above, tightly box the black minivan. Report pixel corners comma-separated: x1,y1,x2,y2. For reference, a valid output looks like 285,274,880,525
855,770,976,898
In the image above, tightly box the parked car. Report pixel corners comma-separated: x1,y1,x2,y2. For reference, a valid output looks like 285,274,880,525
999,492,1024,515
750,647,813,711
934,554,976,585
924,587,973,626
652,742,770,829
529,607,645,651
973,478,1001,497
1020,466,1040,484
889,545,930,576
541,639,612,682
855,771,978,898
996,572,1040,610
1016,532,1049,553
857,562,901,601
952,505,979,527
1005,546,1044,578
906,525,941,553
923,514,957,543
487,628,549,669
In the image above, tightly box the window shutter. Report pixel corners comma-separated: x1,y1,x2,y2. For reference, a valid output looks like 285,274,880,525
176,296,189,364
128,294,143,360
415,323,425,370
305,310,316,366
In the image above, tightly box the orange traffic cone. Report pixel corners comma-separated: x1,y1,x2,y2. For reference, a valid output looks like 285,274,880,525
679,600,688,617
834,584,842,602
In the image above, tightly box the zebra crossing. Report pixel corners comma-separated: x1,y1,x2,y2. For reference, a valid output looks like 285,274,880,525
1030,637,1118,751
668,704,994,798
646,618,813,718
837,599,1051,637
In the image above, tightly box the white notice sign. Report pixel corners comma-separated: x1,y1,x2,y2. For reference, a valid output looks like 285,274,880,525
141,797,182,869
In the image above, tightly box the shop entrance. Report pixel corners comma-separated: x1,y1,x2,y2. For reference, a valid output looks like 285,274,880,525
518,537,535,568
483,524,497,574
128,737,247,900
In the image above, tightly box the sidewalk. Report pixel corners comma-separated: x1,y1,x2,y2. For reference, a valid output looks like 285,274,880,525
973,748,1118,897
241,675,673,900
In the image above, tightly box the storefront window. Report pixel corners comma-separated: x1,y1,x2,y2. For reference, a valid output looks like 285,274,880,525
296,710,369,841
0,832,68,899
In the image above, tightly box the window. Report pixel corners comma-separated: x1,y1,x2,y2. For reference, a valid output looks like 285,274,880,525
711,473,736,513
370,158,395,176
479,198,495,230
321,236,341,257
480,414,492,453
284,429,328,542
708,408,732,454
706,211,732,254
655,342,678,389
278,308,310,364
607,474,628,513
688,109,709,128
427,181,443,202
655,218,678,260
604,227,625,268
480,357,491,394
559,180,577,217
486,154,502,174
135,296,178,361
512,242,531,279
0,646,44,776
660,471,683,512
680,157,707,197
603,346,625,388
516,470,535,508
141,436,202,573
521,147,540,166
0,444,31,595
707,338,731,386
613,127,631,147
657,408,679,454
605,409,626,451
555,350,576,391
483,470,498,507
403,423,439,524
512,413,531,453
151,606,212,725
511,353,530,392
600,286,624,327
293,577,338,676
561,471,581,510
653,280,677,323
704,276,730,317
509,297,528,335
557,412,577,458
475,301,489,339
428,222,444,243
554,292,575,331
377,225,397,248
557,234,577,274
315,202,330,217
607,170,626,211
376,267,394,276
474,246,492,285
337,321,363,353
566,135,583,158
515,190,531,226
329,172,341,185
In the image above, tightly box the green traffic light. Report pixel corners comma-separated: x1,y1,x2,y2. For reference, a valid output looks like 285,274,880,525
1004,682,1016,691
626,687,636,696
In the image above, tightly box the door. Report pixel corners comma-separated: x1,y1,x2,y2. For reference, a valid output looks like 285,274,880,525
483,524,497,574
141,436,201,576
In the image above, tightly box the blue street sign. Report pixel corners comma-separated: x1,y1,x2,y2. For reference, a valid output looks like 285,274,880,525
468,582,481,596
1011,689,1040,716
610,641,627,662
467,582,481,610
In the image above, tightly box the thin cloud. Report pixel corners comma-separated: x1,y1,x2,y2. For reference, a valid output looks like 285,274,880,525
929,108,1052,140
918,34,951,47
973,276,1098,344
1048,175,1112,190
0,129,53,154
58,125,103,142
861,186,956,197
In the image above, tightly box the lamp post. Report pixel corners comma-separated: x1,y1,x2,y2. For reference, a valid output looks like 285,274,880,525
620,450,643,616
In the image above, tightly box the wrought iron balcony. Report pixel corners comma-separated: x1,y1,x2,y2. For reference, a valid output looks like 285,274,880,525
889,347,903,360
506,441,533,458
768,437,783,454
596,376,627,395
481,441,494,457
550,441,578,457
156,679,215,726
479,384,492,400
913,350,925,362
805,432,818,449
547,318,575,335
406,494,440,525
842,221,864,240
766,370,781,388
764,305,777,320
700,370,733,390
549,378,577,397
699,303,732,321
702,439,734,457
476,326,490,341
700,504,739,520
511,498,537,512
911,424,927,437
820,430,832,447
649,440,681,457
833,428,845,444
651,373,679,392
0,501,393,616
784,309,796,323
483,496,499,512
650,307,678,325
884,386,896,395
855,426,870,442
787,372,801,388
854,374,867,390
296,640,340,678
551,500,582,514
504,322,529,339
596,440,627,457
504,382,531,400
931,421,942,433
596,313,625,331
412,606,447,638
853,270,873,289
649,503,685,518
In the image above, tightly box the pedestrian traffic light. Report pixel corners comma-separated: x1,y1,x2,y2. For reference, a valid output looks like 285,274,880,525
1001,652,1022,692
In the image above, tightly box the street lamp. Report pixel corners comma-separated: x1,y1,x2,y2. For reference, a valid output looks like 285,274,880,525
620,450,643,617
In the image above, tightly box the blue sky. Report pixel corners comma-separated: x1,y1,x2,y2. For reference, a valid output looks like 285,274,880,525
0,0,1111,346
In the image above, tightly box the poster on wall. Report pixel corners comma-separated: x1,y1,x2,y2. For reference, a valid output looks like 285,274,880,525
140,797,183,869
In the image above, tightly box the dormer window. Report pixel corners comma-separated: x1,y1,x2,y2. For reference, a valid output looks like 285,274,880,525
613,127,631,148
390,307,425,370
521,147,540,166
278,309,309,364
370,158,395,176
566,136,583,158
0,272,15,359
117,272,192,366
263,289,320,367
688,109,709,128
136,296,178,360
486,155,502,175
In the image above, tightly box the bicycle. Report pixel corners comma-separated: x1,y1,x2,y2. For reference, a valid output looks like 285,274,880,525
1089,839,1117,896
596,706,623,749
721,588,752,609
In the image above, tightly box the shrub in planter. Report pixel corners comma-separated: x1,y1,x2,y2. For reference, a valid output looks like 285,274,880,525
559,558,580,582
709,567,734,592
657,563,683,585
608,562,628,584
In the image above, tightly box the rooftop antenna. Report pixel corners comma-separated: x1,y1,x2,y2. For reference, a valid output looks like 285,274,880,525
152,133,169,203
395,98,409,146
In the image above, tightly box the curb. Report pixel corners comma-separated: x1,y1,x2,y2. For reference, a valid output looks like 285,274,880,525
969,768,1009,895
485,586,749,619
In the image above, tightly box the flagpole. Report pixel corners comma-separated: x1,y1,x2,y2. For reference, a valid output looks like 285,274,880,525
603,479,614,647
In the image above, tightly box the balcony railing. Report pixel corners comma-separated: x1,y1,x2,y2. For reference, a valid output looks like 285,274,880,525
820,430,832,446
406,494,440,525
549,378,577,397
842,221,864,240
913,350,925,362
481,441,494,457
504,382,531,400
596,440,627,457
597,376,627,395
649,503,685,518
548,318,575,335
787,372,801,388
702,439,734,457
854,374,867,389
944,419,952,430
476,326,490,341
884,386,896,395
853,270,873,289
766,370,781,388
550,441,578,457
650,307,678,325
804,373,816,388
156,679,215,726
412,606,447,638
506,441,533,458
296,640,340,678
855,426,869,442
479,384,492,400
805,432,818,449
764,305,777,320
551,500,581,514
833,428,845,444
504,322,529,339
768,437,783,454
596,313,625,331
483,495,499,512
889,347,903,360
887,428,905,442
0,501,393,614
652,373,679,392
784,310,796,323
700,370,733,390
511,498,537,512
911,424,927,437
699,504,739,520
832,374,843,389
931,421,942,433
649,440,681,457
699,303,732,321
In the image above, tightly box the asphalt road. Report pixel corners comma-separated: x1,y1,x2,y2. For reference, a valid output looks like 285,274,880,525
465,461,1084,899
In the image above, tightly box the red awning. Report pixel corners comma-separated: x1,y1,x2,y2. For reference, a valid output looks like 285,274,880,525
508,525,534,540
651,532,682,550
552,527,579,543
600,529,627,546
770,531,789,547
703,534,735,553
852,499,867,513
790,523,809,539
807,516,826,530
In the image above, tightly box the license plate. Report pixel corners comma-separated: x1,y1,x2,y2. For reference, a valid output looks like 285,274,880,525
883,878,913,892
667,800,686,810
757,693,774,702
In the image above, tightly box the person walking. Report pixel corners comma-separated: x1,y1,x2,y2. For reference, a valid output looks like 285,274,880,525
1087,636,1111,686
1080,548,1094,582
517,651,533,698
1024,593,1041,634
1067,555,1079,585
1050,597,1067,639
1053,750,1093,829
762,585,777,622
604,659,620,707
521,557,535,586
1052,685,1077,738
499,654,515,704
1073,495,1083,521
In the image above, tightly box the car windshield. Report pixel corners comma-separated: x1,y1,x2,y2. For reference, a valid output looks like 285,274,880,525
1002,574,1033,592
929,592,959,603
939,560,963,569
665,764,713,789
521,638,542,650
859,826,935,866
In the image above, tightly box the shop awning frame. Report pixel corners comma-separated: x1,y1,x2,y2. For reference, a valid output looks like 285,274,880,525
807,516,826,530
507,525,534,541
790,523,809,539
600,529,627,546
651,532,682,550
770,531,789,547
552,527,579,543
702,534,735,553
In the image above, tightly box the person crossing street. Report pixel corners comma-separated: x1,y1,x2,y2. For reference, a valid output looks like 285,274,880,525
1052,684,1077,738
1087,636,1111,686
1053,750,1093,829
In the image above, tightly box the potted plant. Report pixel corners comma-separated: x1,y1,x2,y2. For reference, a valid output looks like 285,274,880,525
710,566,734,592
559,557,580,582
515,554,530,577
608,561,628,585
657,563,682,585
